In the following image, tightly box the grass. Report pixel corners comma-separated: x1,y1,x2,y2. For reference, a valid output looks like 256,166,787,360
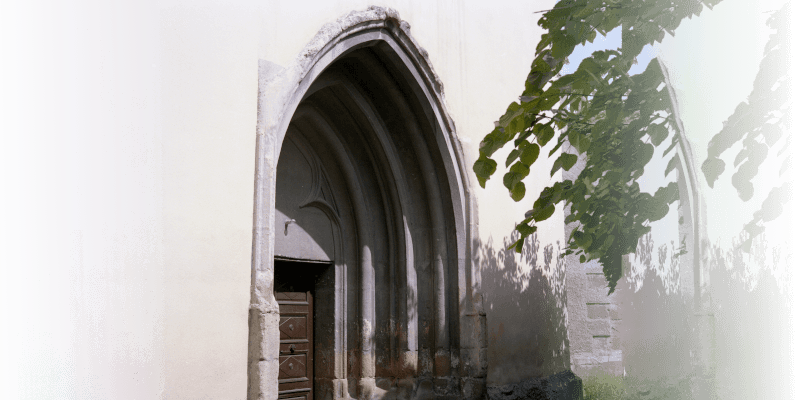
582,372,694,400
582,373,625,400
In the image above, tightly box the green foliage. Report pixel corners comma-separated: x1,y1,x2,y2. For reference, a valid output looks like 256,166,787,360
582,372,693,400
701,3,792,252
583,372,626,400
474,0,722,293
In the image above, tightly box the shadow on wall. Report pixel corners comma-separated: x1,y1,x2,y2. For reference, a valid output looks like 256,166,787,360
608,231,793,399
707,233,794,400
474,232,571,386
618,232,694,380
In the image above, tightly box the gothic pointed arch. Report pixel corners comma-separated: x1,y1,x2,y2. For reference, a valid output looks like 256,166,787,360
250,7,483,400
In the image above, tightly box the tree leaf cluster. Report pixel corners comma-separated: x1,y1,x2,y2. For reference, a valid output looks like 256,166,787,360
701,4,792,252
473,0,722,293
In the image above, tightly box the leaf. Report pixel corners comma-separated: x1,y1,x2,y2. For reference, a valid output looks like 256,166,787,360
498,102,524,128
503,161,531,192
510,181,526,202
733,147,749,167
510,161,531,176
534,123,556,146
506,238,525,253
520,142,541,166
761,122,781,146
758,183,791,222
598,8,622,33
506,149,522,167
514,131,533,147
567,130,591,154
534,184,564,210
515,239,524,253
731,159,760,201
662,137,679,157
648,123,669,146
779,156,791,176
550,138,566,157
744,142,769,167
532,204,556,222
664,154,678,177
479,128,506,157
656,30,666,43
690,0,704,16
586,31,597,43
473,156,497,188
705,101,751,158
515,221,537,236
654,182,679,204
551,153,578,176
503,171,522,190
493,103,528,142
551,32,577,59
701,157,725,188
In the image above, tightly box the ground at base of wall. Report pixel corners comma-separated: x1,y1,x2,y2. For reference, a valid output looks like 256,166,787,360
487,370,583,400
581,372,713,400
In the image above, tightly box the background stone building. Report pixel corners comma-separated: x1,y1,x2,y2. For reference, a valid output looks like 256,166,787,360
2,1,796,399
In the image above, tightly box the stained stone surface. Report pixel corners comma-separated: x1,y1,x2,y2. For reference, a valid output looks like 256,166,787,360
487,370,583,400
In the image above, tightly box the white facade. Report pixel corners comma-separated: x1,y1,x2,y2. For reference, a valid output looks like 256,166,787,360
2,0,796,399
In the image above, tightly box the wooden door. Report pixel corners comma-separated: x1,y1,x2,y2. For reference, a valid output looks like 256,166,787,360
277,290,313,400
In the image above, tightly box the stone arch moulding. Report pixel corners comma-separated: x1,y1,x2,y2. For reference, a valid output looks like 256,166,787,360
658,58,713,374
649,58,704,310
249,7,484,400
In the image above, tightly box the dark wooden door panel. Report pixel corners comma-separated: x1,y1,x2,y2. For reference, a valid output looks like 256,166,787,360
279,354,308,379
278,391,310,400
279,316,308,340
277,290,313,400
276,291,309,302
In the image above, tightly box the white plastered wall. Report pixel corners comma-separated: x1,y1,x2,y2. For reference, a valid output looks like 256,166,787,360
2,1,577,398
20,0,795,396
2,1,263,398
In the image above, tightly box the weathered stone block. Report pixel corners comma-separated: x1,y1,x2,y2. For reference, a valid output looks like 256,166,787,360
415,377,434,399
375,377,394,391
487,370,583,400
586,273,606,287
433,376,459,397
601,360,624,376
570,352,596,369
478,348,488,377
586,304,609,319
459,348,479,377
610,333,622,349
591,336,611,353
461,377,487,400
396,377,414,399
545,370,584,400
608,304,620,320
477,314,488,345
418,349,434,376
587,319,611,336
315,378,338,400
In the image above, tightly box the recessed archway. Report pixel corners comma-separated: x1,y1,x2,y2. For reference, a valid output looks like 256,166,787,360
250,7,483,400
